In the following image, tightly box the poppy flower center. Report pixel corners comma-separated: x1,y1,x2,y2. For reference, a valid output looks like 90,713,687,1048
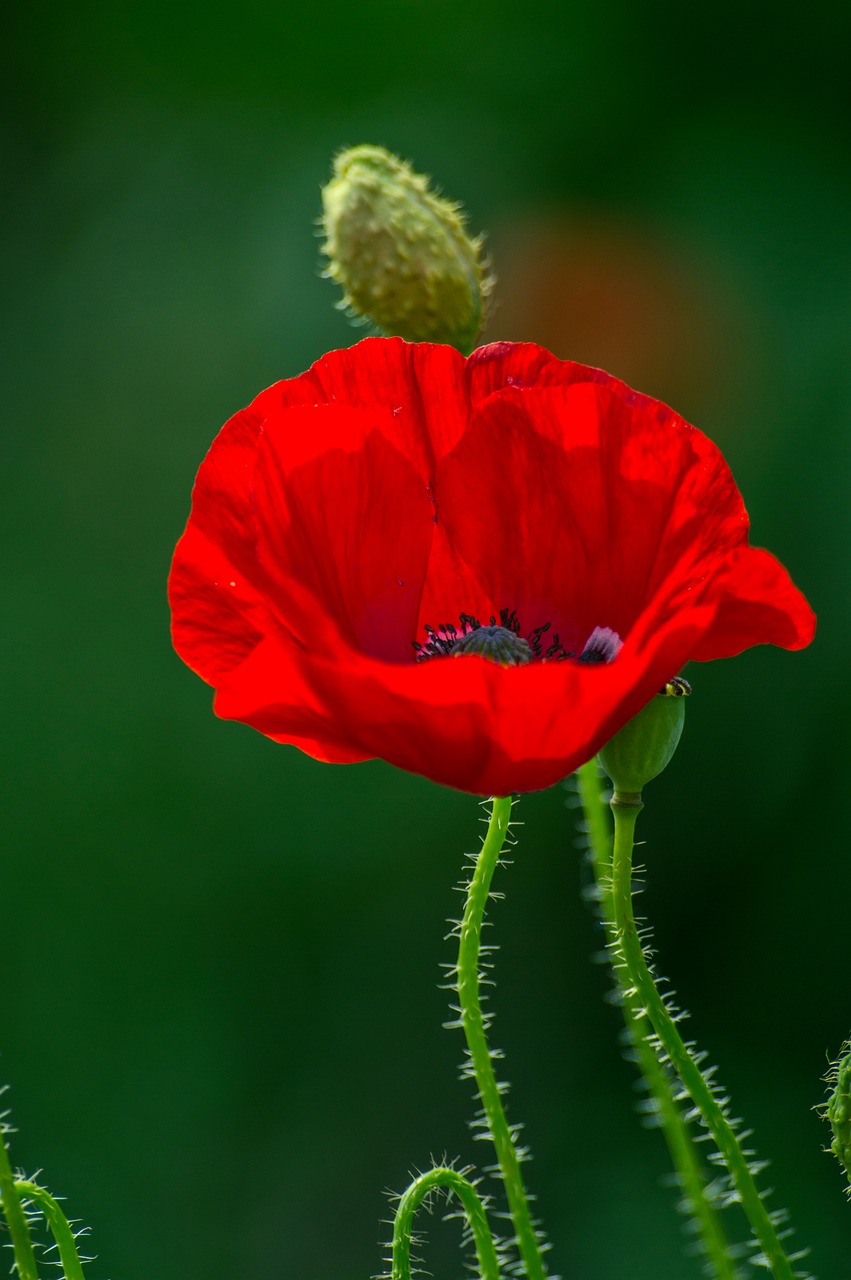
414,610,623,669
453,624,534,666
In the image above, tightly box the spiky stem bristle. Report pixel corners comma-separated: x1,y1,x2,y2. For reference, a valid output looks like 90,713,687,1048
607,793,809,1280
573,760,739,1280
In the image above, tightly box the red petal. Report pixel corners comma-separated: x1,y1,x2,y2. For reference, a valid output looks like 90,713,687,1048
169,524,269,681
269,337,635,478
691,547,816,660
213,590,719,795
251,404,435,662
433,381,747,649
187,403,266,583
415,522,498,642
274,339,470,480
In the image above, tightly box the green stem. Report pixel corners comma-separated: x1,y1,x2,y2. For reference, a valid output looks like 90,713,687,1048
0,1124,39,1280
391,1166,500,1280
610,795,798,1280
575,762,736,1280
456,796,547,1280
14,1183,85,1280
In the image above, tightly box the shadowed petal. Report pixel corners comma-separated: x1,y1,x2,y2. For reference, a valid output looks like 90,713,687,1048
434,382,746,649
252,404,435,662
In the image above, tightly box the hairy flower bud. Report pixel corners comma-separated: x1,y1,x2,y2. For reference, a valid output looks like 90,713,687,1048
827,1042,851,1187
320,145,490,354
598,678,691,803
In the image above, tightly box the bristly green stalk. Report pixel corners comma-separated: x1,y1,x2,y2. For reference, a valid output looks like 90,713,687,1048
609,794,806,1280
574,761,738,1280
0,1115,39,1280
390,1166,501,1280
452,796,548,1280
14,1182,87,1280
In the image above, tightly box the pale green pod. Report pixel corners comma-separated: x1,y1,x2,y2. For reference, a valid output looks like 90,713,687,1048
827,1042,851,1185
320,145,491,354
598,677,691,803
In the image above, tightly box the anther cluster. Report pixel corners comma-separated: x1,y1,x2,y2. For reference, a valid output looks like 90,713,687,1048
414,610,624,668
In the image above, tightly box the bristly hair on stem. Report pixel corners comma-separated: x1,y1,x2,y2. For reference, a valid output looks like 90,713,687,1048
0,1090,93,1280
442,797,552,1280
381,797,550,1280
605,789,812,1280
0,1095,39,1280
567,764,741,1280
15,1179,91,1280
382,1161,501,1280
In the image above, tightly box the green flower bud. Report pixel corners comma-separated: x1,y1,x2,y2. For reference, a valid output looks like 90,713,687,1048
320,145,491,354
827,1042,851,1187
598,677,691,804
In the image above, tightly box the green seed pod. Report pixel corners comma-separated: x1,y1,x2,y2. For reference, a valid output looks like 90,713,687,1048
598,677,691,804
320,145,491,354
827,1042,851,1187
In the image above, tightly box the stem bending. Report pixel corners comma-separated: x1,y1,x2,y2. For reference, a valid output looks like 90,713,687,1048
14,1182,86,1280
0,1121,38,1280
391,1166,500,1280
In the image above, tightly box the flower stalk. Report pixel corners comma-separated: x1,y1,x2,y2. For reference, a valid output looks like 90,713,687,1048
575,761,737,1280
390,1166,500,1280
454,796,548,1280
0,1121,39,1280
608,792,804,1280
15,1181,87,1280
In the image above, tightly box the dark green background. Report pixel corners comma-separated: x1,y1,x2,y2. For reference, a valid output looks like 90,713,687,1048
3,3,850,1277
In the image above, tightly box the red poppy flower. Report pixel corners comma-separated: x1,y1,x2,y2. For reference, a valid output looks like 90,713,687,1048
168,338,815,796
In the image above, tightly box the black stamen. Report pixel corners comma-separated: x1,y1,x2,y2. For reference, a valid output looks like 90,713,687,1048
527,622,551,656
415,614,625,669
499,608,521,636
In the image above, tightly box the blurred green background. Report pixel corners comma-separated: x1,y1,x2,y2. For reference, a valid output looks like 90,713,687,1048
3,2,850,1277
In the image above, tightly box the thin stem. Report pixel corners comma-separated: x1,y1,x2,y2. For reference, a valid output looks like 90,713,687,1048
391,1166,501,1280
0,1123,39,1280
456,796,547,1280
14,1183,85,1280
610,796,799,1280
575,762,737,1280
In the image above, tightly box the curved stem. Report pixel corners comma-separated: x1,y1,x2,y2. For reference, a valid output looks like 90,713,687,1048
456,796,547,1280
14,1183,85,1280
391,1166,500,1280
610,795,799,1280
0,1123,39,1280
575,762,736,1280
